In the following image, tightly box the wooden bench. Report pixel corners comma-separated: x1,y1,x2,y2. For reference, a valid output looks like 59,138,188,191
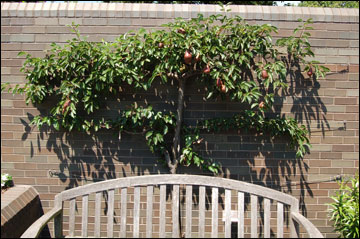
21,174,323,238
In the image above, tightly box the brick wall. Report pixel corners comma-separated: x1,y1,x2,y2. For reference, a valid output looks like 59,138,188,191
1,2,359,237
1,185,50,238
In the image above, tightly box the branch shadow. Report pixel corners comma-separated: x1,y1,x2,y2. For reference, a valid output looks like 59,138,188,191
18,69,325,236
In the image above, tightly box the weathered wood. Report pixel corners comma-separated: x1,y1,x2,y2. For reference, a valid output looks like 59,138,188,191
211,187,218,238
107,189,115,238
146,185,154,238
60,175,295,205
134,186,141,238
20,206,62,238
120,188,127,238
264,198,270,238
69,198,76,237
95,192,102,238
81,195,88,237
251,194,257,238
224,189,231,238
185,185,192,238
290,200,300,238
199,186,205,238
277,202,284,238
22,174,324,238
291,212,324,238
159,185,166,238
238,192,244,238
172,185,180,238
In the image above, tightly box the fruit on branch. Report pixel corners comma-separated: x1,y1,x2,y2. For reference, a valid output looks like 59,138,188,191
62,99,71,114
261,70,269,79
221,84,226,93
307,67,313,77
184,50,192,64
158,42,164,48
216,78,222,87
259,101,265,109
203,64,210,74
177,28,186,34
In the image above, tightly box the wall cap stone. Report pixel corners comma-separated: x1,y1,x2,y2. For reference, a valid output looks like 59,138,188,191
1,185,39,226
1,2,359,23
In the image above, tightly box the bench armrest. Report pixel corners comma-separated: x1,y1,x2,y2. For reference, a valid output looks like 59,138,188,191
21,206,62,238
291,211,324,238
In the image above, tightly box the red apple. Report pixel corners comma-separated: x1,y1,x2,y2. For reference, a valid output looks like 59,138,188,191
203,65,210,74
177,28,186,34
184,50,192,64
62,99,71,114
221,84,226,93
261,70,269,79
158,42,164,48
259,101,265,109
307,67,313,77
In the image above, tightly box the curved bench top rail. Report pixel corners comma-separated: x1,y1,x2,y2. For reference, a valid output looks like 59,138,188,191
58,175,296,205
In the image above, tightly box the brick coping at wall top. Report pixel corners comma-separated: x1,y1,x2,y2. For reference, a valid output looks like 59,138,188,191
1,185,39,226
1,2,359,23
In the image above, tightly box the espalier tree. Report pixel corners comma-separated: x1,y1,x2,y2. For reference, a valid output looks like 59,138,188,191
2,10,329,175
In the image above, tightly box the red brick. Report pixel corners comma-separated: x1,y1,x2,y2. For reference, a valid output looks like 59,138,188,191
1,155,24,162
319,182,341,189
309,160,331,167
349,64,359,73
333,113,358,121
332,145,354,152
1,132,13,139
334,98,357,105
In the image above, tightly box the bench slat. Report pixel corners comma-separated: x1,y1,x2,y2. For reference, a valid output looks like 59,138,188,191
134,186,141,238
172,185,180,238
146,185,153,238
251,194,257,238
185,185,192,238
277,202,284,238
107,189,115,238
199,186,205,238
159,185,166,238
238,192,244,238
225,189,231,238
264,198,270,238
211,187,218,238
69,198,76,237
81,195,88,237
120,188,127,238
95,192,102,238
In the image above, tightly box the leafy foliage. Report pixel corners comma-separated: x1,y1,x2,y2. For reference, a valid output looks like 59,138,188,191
328,175,359,238
103,1,279,6
298,1,359,8
1,173,13,189
2,12,329,174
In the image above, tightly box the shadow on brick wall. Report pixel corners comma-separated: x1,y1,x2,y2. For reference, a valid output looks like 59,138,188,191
19,75,322,236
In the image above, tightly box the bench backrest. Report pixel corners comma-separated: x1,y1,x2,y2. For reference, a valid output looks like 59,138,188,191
54,174,300,238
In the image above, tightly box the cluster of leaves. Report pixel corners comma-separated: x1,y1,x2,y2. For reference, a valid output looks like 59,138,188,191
190,110,310,158
181,127,220,173
1,173,13,189
111,104,176,155
2,13,329,173
298,1,359,8
328,174,359,238
276,18,330,77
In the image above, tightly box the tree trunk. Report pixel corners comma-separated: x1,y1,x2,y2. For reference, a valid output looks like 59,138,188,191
170,78,186,174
